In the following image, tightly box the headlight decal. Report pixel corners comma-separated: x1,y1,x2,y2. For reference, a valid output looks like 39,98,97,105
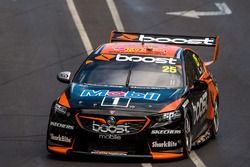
58,92,71,108
159,98,184,113
54,103,67,115
157,110,181,122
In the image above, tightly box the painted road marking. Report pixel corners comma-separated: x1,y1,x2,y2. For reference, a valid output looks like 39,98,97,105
190,151,207,167
67,0,208,167
166,2,232,19
141,163,153,167
106,0,125,31
66,0,93,54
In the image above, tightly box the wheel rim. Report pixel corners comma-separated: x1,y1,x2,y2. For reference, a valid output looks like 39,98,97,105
213,102,219,133
184,117,192,152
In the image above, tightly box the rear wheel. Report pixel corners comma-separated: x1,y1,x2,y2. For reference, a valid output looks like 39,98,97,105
210,100,219,139
183,114,192,157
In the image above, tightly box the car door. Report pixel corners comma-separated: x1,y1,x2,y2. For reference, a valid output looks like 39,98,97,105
184,50,209,138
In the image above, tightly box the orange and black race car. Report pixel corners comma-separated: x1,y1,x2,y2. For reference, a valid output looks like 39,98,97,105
47,31,220,159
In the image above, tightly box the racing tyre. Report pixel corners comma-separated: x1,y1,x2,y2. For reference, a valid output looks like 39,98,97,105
210,100,219,139
182,114,192,157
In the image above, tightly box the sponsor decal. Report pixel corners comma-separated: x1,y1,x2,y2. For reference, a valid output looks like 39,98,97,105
161,110,181,121
151,129,181,135
92,121,130,134
91,150,127,155
50,122,74,130
192,54,200,67
193,130,211,146
192,92,208,124
50,133,71,143
101,97,131,107
152,141,177,148
107,116,116,126
162,65,177,73
116,54,177,65
99,134,121,140
81,90,160,101
109,110,116,115
117,33,138,41
182,99,189,108
110,47,168,55
139,35,215,45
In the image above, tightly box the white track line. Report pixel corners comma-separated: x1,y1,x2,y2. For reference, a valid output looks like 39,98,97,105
66,0,93,54
141,163,153,167
190,151,207,167
106,0,125,31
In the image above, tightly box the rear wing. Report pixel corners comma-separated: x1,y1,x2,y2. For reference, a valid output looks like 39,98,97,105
110,31,220,65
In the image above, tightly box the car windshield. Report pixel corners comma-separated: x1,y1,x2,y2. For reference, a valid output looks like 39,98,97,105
73,54,183,88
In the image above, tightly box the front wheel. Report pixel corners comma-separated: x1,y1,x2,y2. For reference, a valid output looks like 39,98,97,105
182,114,192,157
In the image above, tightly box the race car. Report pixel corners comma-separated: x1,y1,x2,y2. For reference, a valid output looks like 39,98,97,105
47,31,220,160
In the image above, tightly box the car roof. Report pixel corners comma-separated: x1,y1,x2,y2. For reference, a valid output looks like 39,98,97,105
99,42,182,58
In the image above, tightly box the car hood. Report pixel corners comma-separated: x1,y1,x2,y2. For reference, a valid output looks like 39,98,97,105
64,83,186,113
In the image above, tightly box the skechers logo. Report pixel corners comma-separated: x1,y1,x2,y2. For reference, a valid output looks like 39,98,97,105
116,54,177,65
151,129,181,135
139,35,215,45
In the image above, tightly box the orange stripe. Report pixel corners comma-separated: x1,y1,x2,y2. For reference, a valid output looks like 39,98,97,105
58,92,70,108
85,60,93,64
116,119,145,125
139,117,151,132
75,113,84,128
159,98,184,113
95,54,115,61
151,152,183,159
79,115,106,124
48,146,72,155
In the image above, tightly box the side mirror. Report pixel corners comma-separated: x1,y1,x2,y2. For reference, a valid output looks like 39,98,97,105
192,80,207,91
57,71,71,84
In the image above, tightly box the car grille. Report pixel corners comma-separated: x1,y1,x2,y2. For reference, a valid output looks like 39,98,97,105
76,114,149,135
88,140,136,152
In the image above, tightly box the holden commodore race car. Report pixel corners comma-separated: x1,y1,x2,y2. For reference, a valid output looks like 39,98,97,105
47,31,220,160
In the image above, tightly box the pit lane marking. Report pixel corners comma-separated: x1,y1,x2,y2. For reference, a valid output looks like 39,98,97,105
66,0,93,54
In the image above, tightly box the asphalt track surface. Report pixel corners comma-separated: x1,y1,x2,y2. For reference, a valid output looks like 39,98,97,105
0,0,250,167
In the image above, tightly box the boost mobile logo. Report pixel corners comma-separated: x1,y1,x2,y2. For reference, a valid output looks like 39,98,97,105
139,35,215,45
92,121,130,134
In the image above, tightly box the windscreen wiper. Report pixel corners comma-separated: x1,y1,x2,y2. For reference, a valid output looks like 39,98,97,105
125,62,133,89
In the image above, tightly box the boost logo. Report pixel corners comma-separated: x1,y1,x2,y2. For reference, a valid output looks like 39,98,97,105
116,54,177,65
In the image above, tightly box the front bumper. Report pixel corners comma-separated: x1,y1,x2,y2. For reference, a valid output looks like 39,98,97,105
48,146,183,160
47,108,184,160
